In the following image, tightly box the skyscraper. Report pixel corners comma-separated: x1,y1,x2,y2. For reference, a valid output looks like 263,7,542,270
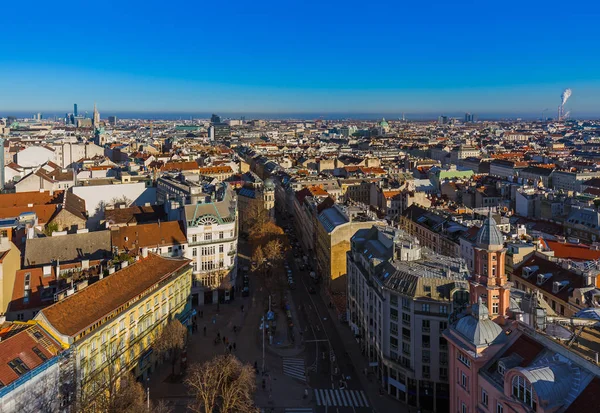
210,114,221,124
74,103,78,117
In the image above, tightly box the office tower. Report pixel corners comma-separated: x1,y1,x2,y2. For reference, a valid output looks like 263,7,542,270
438,115,449,125
210,114,221,124
74,103,78,117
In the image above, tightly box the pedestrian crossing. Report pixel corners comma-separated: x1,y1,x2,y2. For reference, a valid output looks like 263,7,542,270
283,357,306,382
314,388,369,408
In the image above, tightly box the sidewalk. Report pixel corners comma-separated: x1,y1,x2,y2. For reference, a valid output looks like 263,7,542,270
321,290,410,413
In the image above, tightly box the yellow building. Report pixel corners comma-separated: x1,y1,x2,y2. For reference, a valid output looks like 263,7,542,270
34,253,192,404
316,204,383,292
0,231,22,321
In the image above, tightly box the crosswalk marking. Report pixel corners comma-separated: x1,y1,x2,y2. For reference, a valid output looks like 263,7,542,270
314,389,370,408
360,391,369,407
283,357,306,382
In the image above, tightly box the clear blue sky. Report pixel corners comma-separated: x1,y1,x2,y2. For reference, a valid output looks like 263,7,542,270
1,0,599,116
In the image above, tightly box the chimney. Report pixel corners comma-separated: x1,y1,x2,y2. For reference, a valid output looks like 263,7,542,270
141,247,148,258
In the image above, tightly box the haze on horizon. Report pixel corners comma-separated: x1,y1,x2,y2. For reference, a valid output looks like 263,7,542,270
1,0,599,116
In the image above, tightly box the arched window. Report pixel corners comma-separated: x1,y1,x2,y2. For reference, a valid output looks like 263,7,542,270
512,375,536,410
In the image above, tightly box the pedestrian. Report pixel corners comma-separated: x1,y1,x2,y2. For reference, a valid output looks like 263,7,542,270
229,344,233,352
233,325,237,333
233,342,236,351
241,304,244,312
203,326,207,336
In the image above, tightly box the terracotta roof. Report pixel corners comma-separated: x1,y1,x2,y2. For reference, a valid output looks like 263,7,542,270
545,240,600,261
0,191,63,208
382,190,401,200
308,185,328,196
111,221,187,253
38,254,190,337
0,324,61,387
198,165,233,175
163,161,200,171
104,205,166,226
0,204,58,224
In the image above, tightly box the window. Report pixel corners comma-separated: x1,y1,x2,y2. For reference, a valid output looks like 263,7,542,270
422,350,430,363
496,404,503,413
192,234,197,243
422,365,430,377
390,308,398,321
119,319,125,331
497,363,505,376
193,262,197,272
439,305,448,314
458,351,471,367
168,246,173,253
439,321,448,332
402,342,410,355
461,372,469,390
219,244,224,253
512,376,536,409
421,303,430,312
192,248,197,257
33,347,48,361
204,233,212,241
390,322,398,336
422,335,430,348
219,231,224,239
462,403,467,413
390,294,398,306
16,313,24,321
402,297,411,309
481,388,488,407
439,367,448,380
8,358,30,375
402,313,411,325
422,320,430,332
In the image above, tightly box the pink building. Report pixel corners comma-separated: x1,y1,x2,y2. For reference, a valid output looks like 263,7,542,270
446,212,600,413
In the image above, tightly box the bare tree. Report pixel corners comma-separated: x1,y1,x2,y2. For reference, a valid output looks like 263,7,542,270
153,319,188,376
186,354,258,413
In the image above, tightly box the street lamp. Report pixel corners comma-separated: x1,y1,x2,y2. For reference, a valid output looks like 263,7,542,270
146,377,150,411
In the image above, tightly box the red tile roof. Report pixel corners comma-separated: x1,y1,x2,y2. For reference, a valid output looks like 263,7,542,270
0,204,58,224
0,191,63,208
163,161,200,171
38,254,190,337
544,240,600,261
111,221,187,253
0,324,61,387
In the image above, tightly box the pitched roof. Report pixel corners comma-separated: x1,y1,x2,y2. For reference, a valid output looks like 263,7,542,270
103,205,166,226
513,255,586,302
162,160,200,171
111,221,187,253
198,165,233,175
0,204,58,224
0,324,61,387
24,231,112,266
0,191,63,208
545,240,600,261
61,191,87,221
38,254,190,337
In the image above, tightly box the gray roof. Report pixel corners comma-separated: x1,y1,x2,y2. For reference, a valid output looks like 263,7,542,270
516,363,573,408
454,302,504,347
25,231,112,266
184,184,236,226
476,210,504,247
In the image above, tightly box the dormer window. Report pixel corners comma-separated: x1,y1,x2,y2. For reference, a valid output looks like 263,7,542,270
512,376,536,410
497,363,505,376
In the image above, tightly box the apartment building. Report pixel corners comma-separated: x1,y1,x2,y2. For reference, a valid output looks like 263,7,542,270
34,253,192,407
237,172,275,233
182,183,238,305
347,226,470,412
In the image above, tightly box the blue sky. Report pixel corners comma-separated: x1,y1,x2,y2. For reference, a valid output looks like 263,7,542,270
1,0,599,116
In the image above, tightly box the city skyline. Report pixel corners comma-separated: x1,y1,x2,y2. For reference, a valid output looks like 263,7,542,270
1,1,599,115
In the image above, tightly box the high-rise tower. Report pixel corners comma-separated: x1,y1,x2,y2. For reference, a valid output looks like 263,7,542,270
74,103,78,117
469,210,511,324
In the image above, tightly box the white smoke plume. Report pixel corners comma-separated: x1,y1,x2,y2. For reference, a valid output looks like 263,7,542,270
561,88,572,106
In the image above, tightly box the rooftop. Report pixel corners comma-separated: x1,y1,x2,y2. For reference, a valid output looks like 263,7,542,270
37,254,190,337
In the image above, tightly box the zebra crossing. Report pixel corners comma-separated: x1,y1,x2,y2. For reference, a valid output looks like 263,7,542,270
314,388,369,408
283,357,306,382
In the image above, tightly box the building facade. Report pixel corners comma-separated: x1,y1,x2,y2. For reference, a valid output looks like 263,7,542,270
347,226,470,411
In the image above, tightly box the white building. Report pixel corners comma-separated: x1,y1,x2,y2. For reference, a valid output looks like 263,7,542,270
347,226,470,412
180,183,238,305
